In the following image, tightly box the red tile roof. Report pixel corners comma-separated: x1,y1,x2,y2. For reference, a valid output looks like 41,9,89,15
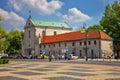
40,30,112,44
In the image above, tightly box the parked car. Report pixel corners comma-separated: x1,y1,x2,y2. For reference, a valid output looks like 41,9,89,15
1,56,8,59
0,53,8,59
67,54,78,60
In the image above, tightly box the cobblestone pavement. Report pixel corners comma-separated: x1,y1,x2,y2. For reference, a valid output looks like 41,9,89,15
0,60,120,80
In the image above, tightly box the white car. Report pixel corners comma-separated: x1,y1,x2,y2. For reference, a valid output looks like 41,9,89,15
68,54,78,60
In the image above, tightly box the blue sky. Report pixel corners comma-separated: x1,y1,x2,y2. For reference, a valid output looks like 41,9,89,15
0,0,114,31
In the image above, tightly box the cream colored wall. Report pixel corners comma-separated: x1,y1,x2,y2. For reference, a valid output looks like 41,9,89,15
41,39,101,58
101,40,113,57
35,27,71,36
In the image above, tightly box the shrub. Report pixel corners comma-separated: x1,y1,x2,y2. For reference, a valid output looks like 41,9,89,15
0,58,9,64
5,58,9,63
0,59,3,64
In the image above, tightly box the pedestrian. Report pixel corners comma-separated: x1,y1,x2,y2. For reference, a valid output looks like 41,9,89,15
84,54,88,62
65,53,67,60
49,53,52,62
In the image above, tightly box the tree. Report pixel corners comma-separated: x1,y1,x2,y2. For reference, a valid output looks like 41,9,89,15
88,24,103,31
100,0,120,40
0,16,2,21
6,30,24,55
0,16,8,53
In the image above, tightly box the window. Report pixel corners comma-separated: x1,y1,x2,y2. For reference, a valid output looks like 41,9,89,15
72,42,75,46
29,39,31,47
29,31,30,38
80,42,82,45
84,41,86,45
79,50,82,57
59,50,61,54
49,51,50,54
59,43,61,47
91,49,94,58
65,42,67,46
40,44,42,48
44,45,46,48
94,41,96,45
42,30,46,36
49,44,50,48
89,41,91,45
54,31,57,35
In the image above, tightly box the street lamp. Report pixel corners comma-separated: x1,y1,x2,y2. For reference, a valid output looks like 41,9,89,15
83,23,88,61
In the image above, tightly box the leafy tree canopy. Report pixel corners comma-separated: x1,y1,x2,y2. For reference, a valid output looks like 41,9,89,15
6,30,24,55
0,16,8,53
88,24,103,31
100,0,120,40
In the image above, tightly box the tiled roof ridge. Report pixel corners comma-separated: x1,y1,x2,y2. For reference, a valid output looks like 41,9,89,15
43,31,81,37
40,30,112,44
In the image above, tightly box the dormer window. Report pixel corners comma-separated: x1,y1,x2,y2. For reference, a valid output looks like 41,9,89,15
42,30,46,36
54,31,57,35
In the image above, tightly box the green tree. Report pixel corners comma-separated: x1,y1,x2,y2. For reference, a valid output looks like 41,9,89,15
88,24,103,31
0,16,8,53
0,16,2,21
100,0,120,40
6,30,24,55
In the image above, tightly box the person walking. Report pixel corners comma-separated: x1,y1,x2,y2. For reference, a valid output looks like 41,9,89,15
84,54,88,62
65,53,67,60
49,53,52,62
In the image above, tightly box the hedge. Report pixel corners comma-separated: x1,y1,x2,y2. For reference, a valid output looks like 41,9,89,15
0,58,9,64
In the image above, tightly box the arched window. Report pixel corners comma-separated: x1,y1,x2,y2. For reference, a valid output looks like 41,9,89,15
72,42,75,46
79,50,82,56
42,30,46,36
29,31,30,38
54,31,57,35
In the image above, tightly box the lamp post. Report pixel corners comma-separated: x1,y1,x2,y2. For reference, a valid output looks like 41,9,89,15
83,23,88,61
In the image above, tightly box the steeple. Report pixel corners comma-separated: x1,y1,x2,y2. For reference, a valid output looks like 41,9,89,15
28,10,31,19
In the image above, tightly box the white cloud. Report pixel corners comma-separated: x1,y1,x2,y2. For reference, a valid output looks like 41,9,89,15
62,8,91,22
0,8,25,31
8,0,63,15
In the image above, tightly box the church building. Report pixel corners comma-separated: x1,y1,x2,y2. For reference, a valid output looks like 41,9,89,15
22,17,113,59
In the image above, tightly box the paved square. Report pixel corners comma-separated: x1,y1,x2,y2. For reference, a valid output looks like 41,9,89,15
0,60,120,80
45,76,83,80
0,76,28,80
12,71,43,76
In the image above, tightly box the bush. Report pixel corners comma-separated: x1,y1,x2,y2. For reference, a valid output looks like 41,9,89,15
0,58,9,64
0,59,3,64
